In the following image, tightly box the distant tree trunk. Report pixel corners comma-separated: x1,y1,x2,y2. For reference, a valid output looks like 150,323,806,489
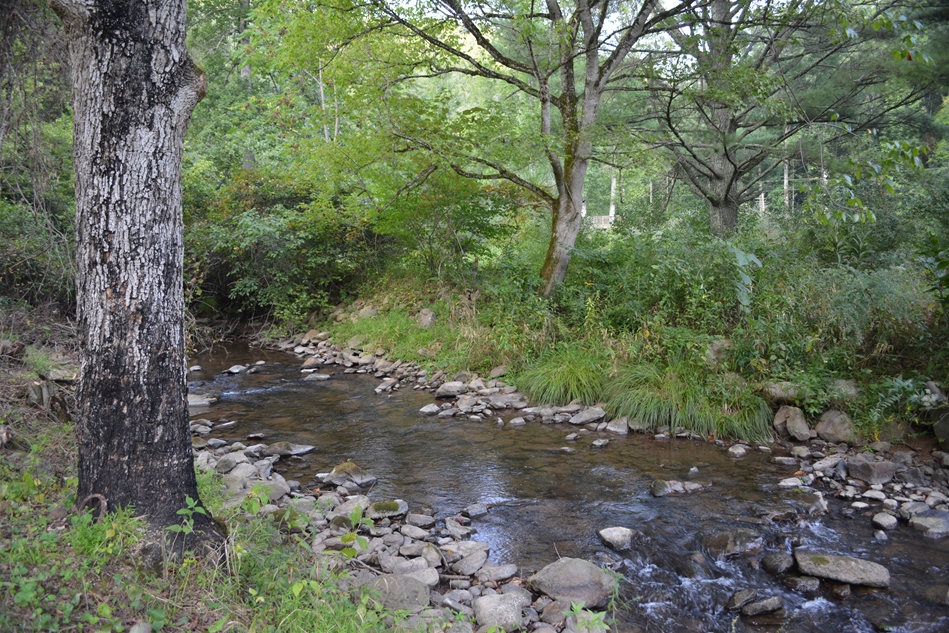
609,168,617,221
51,0,218,539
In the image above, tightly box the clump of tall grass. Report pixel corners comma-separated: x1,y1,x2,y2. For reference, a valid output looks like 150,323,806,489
604,357,773,441
518,343,608,406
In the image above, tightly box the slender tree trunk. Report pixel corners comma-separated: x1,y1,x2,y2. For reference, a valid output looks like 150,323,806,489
609,168,617,221
52,0,218,537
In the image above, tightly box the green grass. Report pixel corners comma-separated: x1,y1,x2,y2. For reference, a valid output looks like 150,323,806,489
604,357,773,441
0,414,403,633
517,343,608,406
21,346,55,378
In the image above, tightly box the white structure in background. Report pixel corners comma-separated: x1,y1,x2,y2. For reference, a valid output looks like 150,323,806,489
580,169,618,229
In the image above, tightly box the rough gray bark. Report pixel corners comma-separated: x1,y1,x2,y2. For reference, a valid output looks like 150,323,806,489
51,0,216,536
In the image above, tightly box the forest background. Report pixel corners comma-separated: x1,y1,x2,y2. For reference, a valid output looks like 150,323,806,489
3,0,949,443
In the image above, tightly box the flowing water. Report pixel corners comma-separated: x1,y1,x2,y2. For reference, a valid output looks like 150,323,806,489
189,344,949,633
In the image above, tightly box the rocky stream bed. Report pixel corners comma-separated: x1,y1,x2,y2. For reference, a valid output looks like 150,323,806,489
185,332,949,632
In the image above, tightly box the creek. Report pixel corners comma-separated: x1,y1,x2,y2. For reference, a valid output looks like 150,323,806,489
189,344,949,633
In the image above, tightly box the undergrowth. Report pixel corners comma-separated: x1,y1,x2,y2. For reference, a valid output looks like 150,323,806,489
0,411,402,633
318,225,946,442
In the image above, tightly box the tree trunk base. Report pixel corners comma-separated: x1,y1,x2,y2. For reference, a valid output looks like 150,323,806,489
133,519,227,574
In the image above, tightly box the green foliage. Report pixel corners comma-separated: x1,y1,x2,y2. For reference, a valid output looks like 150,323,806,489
339,506,372,559
166,495,208,536
518,343,608,406
373,170,519,281
604,357,773,441
185,169,379,323
0,418,395,633
22,346,55,378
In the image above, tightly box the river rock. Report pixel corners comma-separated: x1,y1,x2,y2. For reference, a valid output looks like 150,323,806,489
812,454,844,473
330,495,370,520
301,356,322,370
761,551,794,576
401,524,430,540
453,550,488,576
569,408,606,426
363,574,430,613
407,513,436,528
728,445,748,458
436,381,469,398
872,513,898,530
420,404,441,415
783,575,820,594
472,593,530,632
223,364,246,374
726,588,757,611
794,551,890,587
393,557,429,576
847,456,897,485
405,567,440,587
597,527,635,551
700,528,763,559
477,564,518,583
324,461,377,488
741,596,783,616
187,393,216,408
367,499,409,519
303,372,331,382
934,411,949,450
650,479,682,497
528,558,617,608
605,417,628,434
261,473,291,502
263,441,315,457
214,452,248,474
463,503,488,519
815,410,855,444
909,509,949,538
774,406,810,442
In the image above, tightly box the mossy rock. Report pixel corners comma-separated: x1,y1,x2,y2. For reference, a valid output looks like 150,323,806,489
272,508,307,533
367,499,409,520
330,461,363,476
329,515,353,531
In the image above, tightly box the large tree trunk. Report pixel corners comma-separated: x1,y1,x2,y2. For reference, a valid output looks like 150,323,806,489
707,148,740,237
540,159,586,296
52,0,217,537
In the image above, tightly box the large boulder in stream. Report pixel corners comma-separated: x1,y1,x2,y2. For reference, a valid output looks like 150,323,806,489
528,558,617,609
794,550,890,588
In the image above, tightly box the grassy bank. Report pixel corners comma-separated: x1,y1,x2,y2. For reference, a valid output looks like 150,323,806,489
0,332,396,633
0,415,397,633
315,228,947,443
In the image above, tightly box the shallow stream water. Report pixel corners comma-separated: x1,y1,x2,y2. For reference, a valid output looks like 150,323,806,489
189,344,949,633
